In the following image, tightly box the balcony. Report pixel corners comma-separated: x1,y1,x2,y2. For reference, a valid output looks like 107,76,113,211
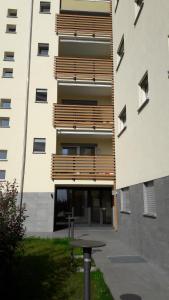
54,57,112,81
56,14,112,38
53,104,113,129
60,0,111,14
52,155,114,180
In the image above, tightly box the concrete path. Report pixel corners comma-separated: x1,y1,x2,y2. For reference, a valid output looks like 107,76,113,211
27,227,169,300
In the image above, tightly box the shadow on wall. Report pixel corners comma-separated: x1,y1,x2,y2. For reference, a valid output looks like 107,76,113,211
120,294,142,300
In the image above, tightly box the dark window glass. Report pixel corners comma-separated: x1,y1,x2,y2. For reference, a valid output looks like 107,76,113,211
6,24,16,33
8,9,17,17
0,170,6,180
0,150,7,160
33,138,46,153
0,118,10,128
40,2,51,13
4,52,14,61
0,99,11,109
36,89,47,102
3,68,13,78
38,43,49,56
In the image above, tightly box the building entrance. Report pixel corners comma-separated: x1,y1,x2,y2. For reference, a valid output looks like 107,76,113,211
54,187,112,229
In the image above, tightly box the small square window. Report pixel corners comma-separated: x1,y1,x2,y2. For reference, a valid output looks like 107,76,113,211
118,106,126,136
0,99,11,109
36,89,47,102
4,52,14,61
0,170,6,181
33,138,46,153
38,43,49,56
2,68,13,78
116,35,124,71
120,187,130,213
40,2,51,13
134,0,144,25
143,181,156,217
6,24,16,33
138,71,149,112
7,9,17,18
0,118,10,128
0,150,7,160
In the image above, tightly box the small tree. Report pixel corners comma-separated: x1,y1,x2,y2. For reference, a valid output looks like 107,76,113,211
0,180,26,274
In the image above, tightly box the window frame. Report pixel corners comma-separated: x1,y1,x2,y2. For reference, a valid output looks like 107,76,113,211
38,43,49,56
0,117,10,128
7,9,17,18
4,51,15,61
134,0,144,26
0,99,11,109
0,170,6,181
2,68,13,78
116,35,124,71
143,181,157,218
35,89,48,103
138,71,149,113
0,150,7,161
6,24,16,34
118,105,127,137
33,138,46,153
40,2,51,14
114,0,119,13
120,187,131,214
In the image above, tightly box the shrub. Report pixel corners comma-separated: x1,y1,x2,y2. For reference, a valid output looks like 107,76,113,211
0,180,26,274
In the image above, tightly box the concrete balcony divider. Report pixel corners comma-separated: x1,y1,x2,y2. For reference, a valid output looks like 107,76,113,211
52,154,114,180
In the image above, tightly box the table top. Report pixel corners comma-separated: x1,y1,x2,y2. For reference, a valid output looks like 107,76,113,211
70,239,105,249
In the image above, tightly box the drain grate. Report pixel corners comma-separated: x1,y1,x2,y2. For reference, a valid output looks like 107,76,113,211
108,255,146,264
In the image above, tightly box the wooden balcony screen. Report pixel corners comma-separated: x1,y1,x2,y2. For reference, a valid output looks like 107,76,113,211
53,104,113,129
56,14,112,38
54,57,112,81
52,155,114,180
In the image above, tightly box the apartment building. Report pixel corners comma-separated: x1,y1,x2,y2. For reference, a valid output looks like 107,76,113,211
0,0,116,232
113,0,169,273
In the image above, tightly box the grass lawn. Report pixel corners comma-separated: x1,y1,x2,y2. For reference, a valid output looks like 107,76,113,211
8,238,114,300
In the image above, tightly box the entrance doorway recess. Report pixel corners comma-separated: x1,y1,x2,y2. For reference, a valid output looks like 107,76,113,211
54,187,112,229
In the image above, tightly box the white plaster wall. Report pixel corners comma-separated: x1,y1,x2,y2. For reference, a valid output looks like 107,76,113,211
0,0,31,187
24,0,59,192
112,0,169,188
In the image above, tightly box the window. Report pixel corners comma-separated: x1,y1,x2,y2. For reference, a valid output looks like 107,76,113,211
33,138,46,153
0,118,10,128
62,144,96,155
138,71,149,112
38,43,49,56
0,99,11,109
115,0,119,12
143,181,156,217
4,52,14,61
7,9,17,17
36,89,47,102
116,35,124,70
134,0,144,25
120,187,130,213
40,2,51,13
0,170,6,181
2,68,13,78
118,106,126,136
0,150,7,160
6,24,16,33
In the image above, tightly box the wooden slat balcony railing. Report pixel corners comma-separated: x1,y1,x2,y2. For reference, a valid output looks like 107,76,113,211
53,104,113,129
56,14,112,37
55,57,112,81
52,155,114,180
60,0,111,15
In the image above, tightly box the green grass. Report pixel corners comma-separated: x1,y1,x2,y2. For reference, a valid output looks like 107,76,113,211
8,238,113,300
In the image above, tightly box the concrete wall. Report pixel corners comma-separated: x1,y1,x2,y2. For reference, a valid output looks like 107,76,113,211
117,175,169,275
112,0,169,189
23,193,54,232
